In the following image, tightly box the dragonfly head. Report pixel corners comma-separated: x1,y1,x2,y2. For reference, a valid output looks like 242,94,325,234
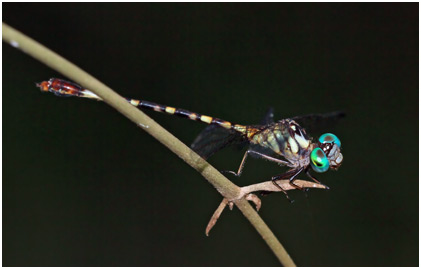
310,133,343,173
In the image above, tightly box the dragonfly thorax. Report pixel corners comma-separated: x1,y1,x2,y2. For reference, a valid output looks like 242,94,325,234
250,119,313,168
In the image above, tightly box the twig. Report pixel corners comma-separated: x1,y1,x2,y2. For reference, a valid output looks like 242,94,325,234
239,178,327,198
3,22,305,266
206,179,327,236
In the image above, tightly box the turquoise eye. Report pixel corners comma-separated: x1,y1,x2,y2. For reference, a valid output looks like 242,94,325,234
319,133,341,148
310,148,329,173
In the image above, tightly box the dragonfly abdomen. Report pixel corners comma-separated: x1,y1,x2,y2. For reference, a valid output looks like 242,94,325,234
127,98,240,129
127,100,251,135
37,78,248,134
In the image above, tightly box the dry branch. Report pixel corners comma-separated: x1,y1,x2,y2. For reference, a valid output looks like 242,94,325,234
206,179,327,235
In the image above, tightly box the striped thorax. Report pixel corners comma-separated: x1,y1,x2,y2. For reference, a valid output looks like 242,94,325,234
249,119,313,168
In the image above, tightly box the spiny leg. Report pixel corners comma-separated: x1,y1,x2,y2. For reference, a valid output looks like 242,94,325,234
222,150,290,177
305,167,330,190
270,167,305,202
221,150,250,177
272,167,305,190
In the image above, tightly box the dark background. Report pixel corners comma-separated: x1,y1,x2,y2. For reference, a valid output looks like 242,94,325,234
3,3,418,266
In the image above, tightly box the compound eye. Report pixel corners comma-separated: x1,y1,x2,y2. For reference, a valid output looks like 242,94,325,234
319,133,341,148
310,148,329,173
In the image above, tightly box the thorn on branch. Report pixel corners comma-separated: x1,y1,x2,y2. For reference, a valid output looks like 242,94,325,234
206,198,229,236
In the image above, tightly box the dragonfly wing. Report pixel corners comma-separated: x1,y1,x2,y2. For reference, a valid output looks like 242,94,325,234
191,124,246,160
260,107,275,125
248,143,283,159
291,111,345,135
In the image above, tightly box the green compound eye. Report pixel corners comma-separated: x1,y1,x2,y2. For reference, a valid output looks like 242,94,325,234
319,133,341,148
310,148,329,173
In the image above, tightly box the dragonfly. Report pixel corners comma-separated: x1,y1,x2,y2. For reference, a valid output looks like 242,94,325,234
37,78,344,200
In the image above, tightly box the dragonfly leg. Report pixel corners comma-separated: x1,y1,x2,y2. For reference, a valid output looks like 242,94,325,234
270,167,305,202
305,167,330,190
272,167,305,190
222,150,250,177
222,150,290,177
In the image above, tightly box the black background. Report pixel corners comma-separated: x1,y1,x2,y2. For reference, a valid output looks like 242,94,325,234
3,3,418,266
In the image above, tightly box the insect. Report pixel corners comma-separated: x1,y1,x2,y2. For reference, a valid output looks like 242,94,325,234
37,78,343,200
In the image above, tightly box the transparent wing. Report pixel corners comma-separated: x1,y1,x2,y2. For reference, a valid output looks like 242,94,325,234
291,111,345,135
190,124,246,160
260,107,275,125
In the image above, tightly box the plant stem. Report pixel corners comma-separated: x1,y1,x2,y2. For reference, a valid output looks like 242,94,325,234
3,22,296,266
